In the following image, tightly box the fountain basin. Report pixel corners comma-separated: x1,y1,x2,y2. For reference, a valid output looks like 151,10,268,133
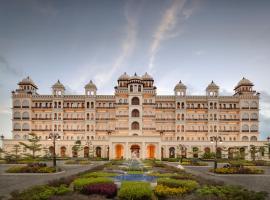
114,174,156,182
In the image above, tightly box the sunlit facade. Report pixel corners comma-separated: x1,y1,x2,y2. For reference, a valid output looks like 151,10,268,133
2,73,268,160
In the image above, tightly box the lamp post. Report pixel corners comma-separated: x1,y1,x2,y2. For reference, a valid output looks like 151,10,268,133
267,136,270,159
211,136,222,170
48,133,60,167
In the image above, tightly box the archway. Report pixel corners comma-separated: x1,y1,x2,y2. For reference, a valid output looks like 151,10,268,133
131,121,139,130
60,146,66,157
228,148,234,159
192,147,199,158
204,147,211,153
169,147,175,158
49,146,54,157
96,147,102,158
115,144,124,159
147,145,155,159
240,147,245,159
84,146,89,158
130,144,140,158
131,109,139,117
216,147,222,159
131,97,139,105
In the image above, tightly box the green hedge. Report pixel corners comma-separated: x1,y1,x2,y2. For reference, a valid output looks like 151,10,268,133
197,185,268,200
9,185,70,200
211,167,264,174
154,185,188,197
6,166,56,173
157,178,198,191
118,181,153,200
73,177,113,191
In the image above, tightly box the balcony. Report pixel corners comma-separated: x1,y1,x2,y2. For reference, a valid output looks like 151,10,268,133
13,117,21,120
13,129,21,131
32,118,52,120
63,118,85,120
22,117,30,120
32,106,52,109
22,129,30,131
242,130,249,132
13,106,21,108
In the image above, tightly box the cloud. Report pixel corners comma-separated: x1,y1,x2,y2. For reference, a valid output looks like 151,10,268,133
148,0,197,71
0,55,21,76
93,1,139,87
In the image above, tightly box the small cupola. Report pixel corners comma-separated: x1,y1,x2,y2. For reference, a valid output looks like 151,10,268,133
52,80,65,96
206,81,219,96
174,80,187,96
85,80,97,96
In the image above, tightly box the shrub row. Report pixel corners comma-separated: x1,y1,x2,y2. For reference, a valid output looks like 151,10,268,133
197,185,268,200
154,185,188,197
157,178,199,191
64,160,91,165
6,165,57,173
211,167,264,174
82,171,117,178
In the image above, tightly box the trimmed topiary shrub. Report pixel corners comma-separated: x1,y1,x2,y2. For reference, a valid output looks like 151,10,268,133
118,181,153,200
6,165,57,173
210,167,264,174
73,177,113,191
81,183,117,198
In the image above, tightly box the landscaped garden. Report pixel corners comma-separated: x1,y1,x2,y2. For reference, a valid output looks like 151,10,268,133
7,159,268,200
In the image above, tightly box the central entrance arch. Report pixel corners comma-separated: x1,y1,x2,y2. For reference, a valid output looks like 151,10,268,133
115,144,124,159
147,144,155,159
130,144,140,158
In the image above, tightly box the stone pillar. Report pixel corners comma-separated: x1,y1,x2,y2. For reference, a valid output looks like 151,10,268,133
142,142,145,159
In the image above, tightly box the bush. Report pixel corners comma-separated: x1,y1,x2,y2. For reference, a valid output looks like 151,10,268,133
0,160,6,164
157,178,198,191
211,167,264,174
65,160,91,165
73,177,113,191
253,160,270,166
48,175,77,187
167,158,179,162
154,184,188,197
81,183,117,198
82,171,117,178
197,185,268,200
118,181,153,200
6,165,57,173
127,171,144,174
201,152,216,159
229,160,254,167
9,185,71,200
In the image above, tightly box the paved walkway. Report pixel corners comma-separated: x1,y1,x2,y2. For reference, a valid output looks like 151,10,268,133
0,161,106,200
167,162,270,197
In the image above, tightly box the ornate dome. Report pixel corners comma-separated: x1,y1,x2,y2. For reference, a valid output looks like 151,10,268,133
118,72,130,80
206,81,219,90
235,77,253,88
18,76,38,88
174,80,187,90
52,80,65,89
85,80,97,90
142,72,153,80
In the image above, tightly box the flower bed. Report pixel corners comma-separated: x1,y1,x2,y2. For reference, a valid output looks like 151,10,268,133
81,183,117,198
180,161,208,166
127,171,144,175
9,185,70,200
197,185,268,200
210,166,264,174
73,177,113,191
6,163,57,173
118,181,153,200
154,185,188,197
157,178,199,192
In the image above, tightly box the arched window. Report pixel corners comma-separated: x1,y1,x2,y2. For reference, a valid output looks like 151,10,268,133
250,136,257,141
87,113,90,120
130,85,133,92
14,100,21,108
243,101,249,108
177,102,180,109
242,136,249,141
14,123,21,130
22,123,30,131
96,147,102,158
22,112,29,119
250,113,258,120
131,121,139,130
14,112,21,119
242,124,249,132
22,100,29,108
87,124,90,131
181,102,185,109
131,109,139,117
250,101,258,109
181,114,184,120
250,125,258,132
131,97,139,105
138,85,141,92
242,113,249,120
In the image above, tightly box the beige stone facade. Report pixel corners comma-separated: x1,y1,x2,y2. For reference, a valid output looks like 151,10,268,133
2,73,269,160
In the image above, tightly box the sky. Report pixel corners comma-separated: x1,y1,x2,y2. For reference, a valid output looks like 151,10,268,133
0,0,270,140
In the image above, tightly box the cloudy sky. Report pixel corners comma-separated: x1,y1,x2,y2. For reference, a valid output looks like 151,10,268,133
0,0,269,140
